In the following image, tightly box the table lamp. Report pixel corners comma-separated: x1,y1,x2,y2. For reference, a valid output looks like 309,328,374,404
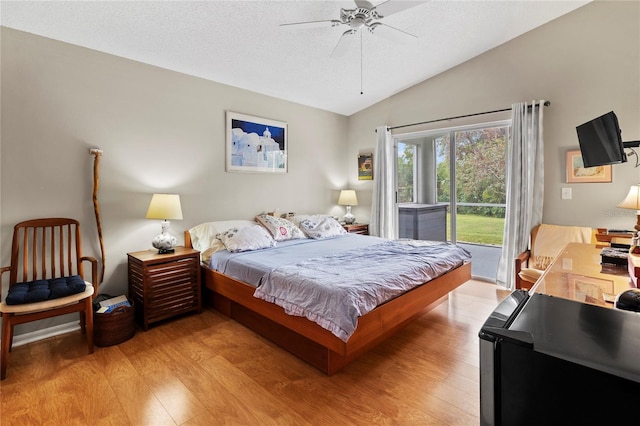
617,184,640,232
338,189,358,224
146,194,183,253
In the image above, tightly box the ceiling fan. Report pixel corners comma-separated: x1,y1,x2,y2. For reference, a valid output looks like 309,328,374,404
281,1,424,86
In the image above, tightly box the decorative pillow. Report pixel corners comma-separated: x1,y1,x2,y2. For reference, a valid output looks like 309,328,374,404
189,220,257,252
5,275,86,305
286,214,332,228
255,214,306,241
217,225,276,253
299,216,348,239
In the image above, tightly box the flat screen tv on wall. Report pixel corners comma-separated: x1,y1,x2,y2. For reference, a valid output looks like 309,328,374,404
576,111,627,167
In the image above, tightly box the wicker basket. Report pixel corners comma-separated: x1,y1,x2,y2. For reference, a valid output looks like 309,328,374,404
94,300,136,347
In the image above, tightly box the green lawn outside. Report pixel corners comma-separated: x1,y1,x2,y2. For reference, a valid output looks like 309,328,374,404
447,213,505,246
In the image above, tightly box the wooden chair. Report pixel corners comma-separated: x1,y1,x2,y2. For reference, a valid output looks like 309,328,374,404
0,218,98,380
515,223,593,290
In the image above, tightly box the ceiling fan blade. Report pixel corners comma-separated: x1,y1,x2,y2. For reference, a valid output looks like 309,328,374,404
331,30,356,58
280,19,341,30
374,0,426,18
354,1,374,9
370,22,417,43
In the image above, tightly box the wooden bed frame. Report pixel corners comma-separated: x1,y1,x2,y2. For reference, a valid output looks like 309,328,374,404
185,231,471,375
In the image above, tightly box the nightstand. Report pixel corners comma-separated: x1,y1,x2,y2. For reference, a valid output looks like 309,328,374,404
127,246,201,330
343,223,369,235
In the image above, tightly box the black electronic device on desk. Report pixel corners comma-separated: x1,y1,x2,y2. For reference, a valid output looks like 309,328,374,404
479,291,640,426
615,288,640,312
600,245,630,266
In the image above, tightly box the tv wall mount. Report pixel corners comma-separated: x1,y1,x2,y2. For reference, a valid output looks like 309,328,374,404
624,140,640,168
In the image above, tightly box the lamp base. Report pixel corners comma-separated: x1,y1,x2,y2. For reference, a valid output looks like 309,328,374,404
152,230,178,254
343,205,356,224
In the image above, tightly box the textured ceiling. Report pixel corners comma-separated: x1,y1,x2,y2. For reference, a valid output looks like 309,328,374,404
1,0,589,116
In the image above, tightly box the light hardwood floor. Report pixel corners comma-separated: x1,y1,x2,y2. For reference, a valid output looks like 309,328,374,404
0,280,509,425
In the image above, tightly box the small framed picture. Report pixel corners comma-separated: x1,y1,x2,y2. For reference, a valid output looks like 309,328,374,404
566,150,611,183
358,153,373,180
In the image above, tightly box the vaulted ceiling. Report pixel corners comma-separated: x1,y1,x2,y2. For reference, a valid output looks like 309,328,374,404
1,0,589,116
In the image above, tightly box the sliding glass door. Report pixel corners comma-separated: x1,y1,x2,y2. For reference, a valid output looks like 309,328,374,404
396,121,509,246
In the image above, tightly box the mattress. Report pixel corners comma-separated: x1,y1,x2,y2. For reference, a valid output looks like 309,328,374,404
209,235,385,285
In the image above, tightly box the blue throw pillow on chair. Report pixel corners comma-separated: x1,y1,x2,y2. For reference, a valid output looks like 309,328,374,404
5,275,86,305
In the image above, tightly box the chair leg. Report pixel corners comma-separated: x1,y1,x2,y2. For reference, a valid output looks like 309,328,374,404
85,299,94,354
79,310,86,334
8,321,14,352
1,313,13,380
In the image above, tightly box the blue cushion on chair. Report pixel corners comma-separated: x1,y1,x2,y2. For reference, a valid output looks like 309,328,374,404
5,275,86,305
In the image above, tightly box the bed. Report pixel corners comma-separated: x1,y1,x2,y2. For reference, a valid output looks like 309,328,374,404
184,216,472,375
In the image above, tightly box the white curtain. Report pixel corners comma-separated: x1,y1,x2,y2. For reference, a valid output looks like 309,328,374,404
370,126,398,239
496,101,545,290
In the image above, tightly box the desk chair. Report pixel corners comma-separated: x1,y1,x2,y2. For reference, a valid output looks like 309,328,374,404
515,223,593,290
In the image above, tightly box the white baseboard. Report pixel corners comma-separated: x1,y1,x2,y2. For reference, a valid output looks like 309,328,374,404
12,322,80,347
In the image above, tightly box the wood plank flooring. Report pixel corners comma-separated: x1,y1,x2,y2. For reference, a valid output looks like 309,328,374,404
0,280,510,425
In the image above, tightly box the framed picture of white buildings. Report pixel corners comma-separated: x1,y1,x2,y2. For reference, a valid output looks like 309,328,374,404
226,111,287,173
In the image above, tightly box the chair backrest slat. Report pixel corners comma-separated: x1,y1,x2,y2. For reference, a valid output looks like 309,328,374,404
55,225,61,277
66,224,73,276
22,227,30,281
43,226,49,280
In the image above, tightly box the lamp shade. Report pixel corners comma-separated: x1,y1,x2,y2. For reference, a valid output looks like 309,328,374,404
338,190,358,206
145,194,183,220
618,184,640,232
618,185,640,211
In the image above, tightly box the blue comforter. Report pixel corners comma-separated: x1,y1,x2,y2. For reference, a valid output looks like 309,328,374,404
210,236,470,342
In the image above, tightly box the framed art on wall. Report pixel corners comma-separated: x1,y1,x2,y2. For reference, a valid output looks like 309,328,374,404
226,111,288,173
566,149,611,183
358,153,373,180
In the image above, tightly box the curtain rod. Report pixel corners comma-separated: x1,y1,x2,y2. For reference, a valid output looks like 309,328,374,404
383,100,551,132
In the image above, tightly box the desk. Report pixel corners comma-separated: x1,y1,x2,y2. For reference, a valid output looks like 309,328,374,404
531,242,635,308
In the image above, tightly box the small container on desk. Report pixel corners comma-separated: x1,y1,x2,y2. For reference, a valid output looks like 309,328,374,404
595,228,635,248
629,253,640,288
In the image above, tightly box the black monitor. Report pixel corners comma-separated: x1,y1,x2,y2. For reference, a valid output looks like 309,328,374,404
576,111,627,167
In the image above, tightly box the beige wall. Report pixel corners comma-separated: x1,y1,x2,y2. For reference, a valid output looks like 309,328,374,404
348,0,640,229
1,27,348,334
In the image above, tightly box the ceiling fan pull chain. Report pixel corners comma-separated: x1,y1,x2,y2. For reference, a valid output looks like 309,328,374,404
360,30,364,95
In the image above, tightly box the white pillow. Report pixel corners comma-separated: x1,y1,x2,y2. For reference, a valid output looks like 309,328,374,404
255,214,306,241
188,220,257,252
217,225,276,253
299,216,348,239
